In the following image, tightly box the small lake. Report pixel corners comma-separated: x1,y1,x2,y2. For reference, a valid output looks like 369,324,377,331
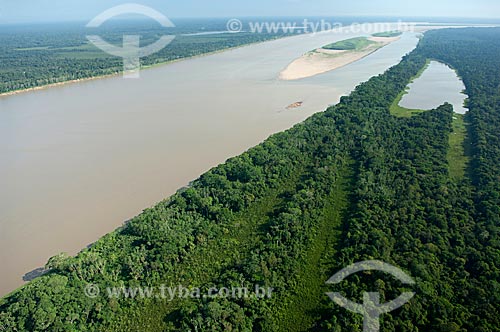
398,61,468,114
0,24,463,296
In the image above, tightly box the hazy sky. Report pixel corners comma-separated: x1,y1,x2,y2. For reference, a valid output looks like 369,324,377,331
0,0,499,24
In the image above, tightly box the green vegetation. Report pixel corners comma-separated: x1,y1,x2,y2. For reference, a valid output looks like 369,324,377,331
389,59,430,117
0,20,290,95
2,27,500,331
322,37,376,51
389,101,425,117
389,46,470,180
372,30,403,38
448,114,469,180
274,161,354,331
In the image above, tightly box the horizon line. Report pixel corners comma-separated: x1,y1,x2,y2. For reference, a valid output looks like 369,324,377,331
1,15,500,26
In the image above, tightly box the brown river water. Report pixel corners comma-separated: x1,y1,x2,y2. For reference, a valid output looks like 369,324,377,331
0,23,464,296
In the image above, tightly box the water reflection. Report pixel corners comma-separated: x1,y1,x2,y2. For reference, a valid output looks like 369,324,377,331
399,61,468,114
0,26,424,296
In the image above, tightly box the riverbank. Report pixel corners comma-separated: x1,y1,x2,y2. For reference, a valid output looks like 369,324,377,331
1,24,467,297
0,35,288,98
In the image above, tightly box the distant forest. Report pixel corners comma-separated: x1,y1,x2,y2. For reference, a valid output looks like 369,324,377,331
0,17,377,95
1,27,500,331
0,19,290,94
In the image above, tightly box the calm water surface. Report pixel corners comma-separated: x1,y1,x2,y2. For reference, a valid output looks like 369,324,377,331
399,61,468,113
0,24,434,296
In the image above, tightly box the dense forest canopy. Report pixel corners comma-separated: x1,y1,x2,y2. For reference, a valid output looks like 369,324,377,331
0,17,376,95
0,19,290,94
1,27,500,331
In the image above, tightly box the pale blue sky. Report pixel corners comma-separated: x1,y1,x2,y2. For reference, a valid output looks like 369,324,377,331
0,0,499,24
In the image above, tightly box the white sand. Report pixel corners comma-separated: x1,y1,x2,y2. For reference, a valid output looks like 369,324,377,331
279,36,400,81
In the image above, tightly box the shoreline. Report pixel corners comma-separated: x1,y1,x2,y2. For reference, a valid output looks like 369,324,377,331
0,23,473,298
0,24,417,98
279,36,400,81
0,24,491,98
0,35,289,98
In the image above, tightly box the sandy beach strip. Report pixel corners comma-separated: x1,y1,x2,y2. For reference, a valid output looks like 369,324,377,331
279,36,400,81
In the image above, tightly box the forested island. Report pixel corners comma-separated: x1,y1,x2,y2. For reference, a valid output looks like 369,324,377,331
279,35,399,80
372,30,403,38
322,37,377,50
1,27,500,331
